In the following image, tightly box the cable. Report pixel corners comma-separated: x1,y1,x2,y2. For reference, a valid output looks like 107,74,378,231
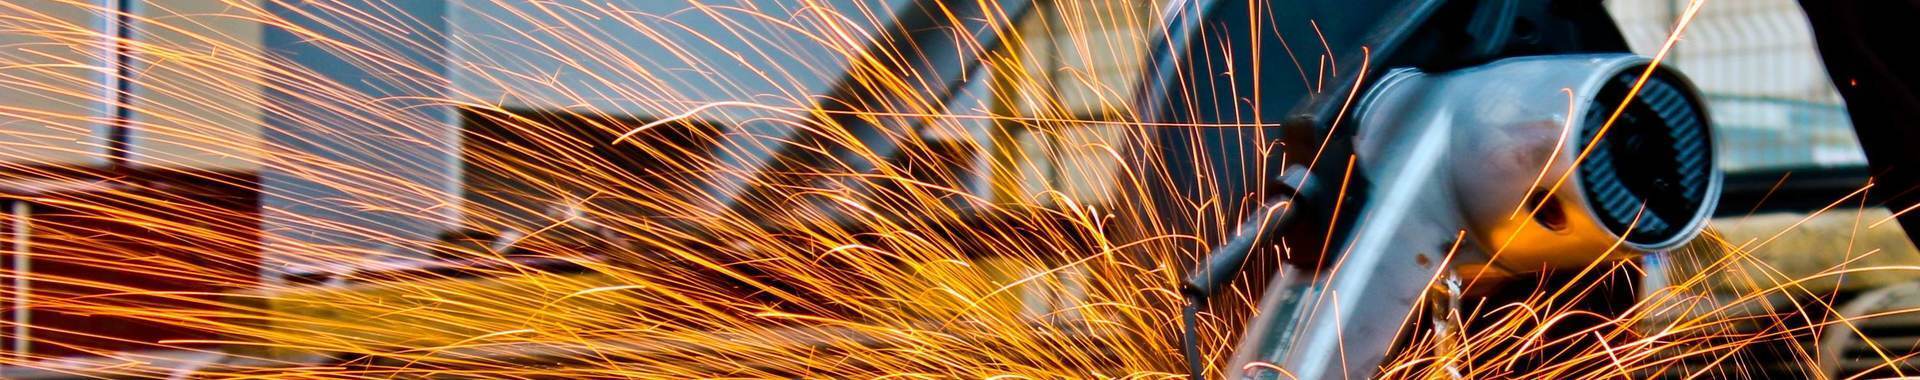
1182,300,1205,378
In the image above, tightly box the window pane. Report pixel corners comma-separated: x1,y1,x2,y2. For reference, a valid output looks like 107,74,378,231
0,0,113,167
128,0,266,171
987,0,1166,206
1050,0,1162,118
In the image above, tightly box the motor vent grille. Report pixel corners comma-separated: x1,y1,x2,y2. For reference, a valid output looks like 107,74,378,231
1578,67,1714,246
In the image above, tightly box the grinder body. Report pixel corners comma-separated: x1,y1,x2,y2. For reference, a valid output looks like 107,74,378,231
1225,54,1719,379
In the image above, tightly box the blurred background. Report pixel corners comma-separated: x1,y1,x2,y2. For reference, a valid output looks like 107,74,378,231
1,0,1912,378
1611,1,1920,377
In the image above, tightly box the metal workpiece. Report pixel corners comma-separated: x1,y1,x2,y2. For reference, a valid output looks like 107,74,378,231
1225,54,1720,379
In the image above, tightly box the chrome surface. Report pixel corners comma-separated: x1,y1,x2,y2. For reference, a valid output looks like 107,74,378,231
1226,54,1719,379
